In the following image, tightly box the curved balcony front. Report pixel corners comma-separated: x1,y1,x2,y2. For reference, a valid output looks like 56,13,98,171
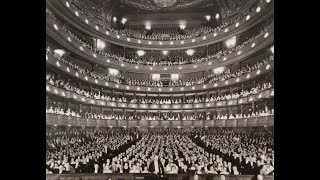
46,16,274,73
46,113,274,128
46,83,274,110
47,0,273,50
46,53,274,93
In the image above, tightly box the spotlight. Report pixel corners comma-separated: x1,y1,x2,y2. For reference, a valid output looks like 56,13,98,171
205,15,211,21
215,13,220,19
256,7,261,13
137,50,146,56
162,50,168,55
186,49,194,56
270,46,274,54
179,24,186,30
145,25,151,30
121,18,127,24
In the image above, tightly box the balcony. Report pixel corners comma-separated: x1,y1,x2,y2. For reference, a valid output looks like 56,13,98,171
46,16,274,73
46,52,274,92
46,113,274,127
47,0,273,50
46,83,274,109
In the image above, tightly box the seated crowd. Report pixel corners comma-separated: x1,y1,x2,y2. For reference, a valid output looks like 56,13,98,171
46,128,274,176
46,130,140,174
67,1,249,41
190,128,274,175
124,29,266,66
60,24,267,66
46,73,272,105
208,56,273,84
47,9,270,67
47,103,274,121
47,45,273,88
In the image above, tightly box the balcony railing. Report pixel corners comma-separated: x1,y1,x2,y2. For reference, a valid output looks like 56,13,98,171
46,15,274,73
46,83,274,110
46,113,274,127
46,52,274,92
49,0,273,49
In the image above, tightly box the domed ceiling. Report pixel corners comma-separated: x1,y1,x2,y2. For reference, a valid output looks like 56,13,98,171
118,0,252,12
73,0,253,13
120,0,207,11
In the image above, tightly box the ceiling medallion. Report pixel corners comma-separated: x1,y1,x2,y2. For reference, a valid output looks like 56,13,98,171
153,0,178,8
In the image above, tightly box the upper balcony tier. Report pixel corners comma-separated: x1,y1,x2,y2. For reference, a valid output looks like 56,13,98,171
46,113,274,128
46,82,274,110
46,14,274,73
46,51,274,93
47,0,273,50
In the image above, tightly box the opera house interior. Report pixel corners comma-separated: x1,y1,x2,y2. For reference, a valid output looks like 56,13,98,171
46,0,274,179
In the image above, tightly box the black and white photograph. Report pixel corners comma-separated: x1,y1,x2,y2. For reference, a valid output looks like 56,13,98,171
45,0,274,179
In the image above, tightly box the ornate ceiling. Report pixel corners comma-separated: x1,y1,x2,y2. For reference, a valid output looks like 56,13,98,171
120,0,215,12
72,0,254,16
